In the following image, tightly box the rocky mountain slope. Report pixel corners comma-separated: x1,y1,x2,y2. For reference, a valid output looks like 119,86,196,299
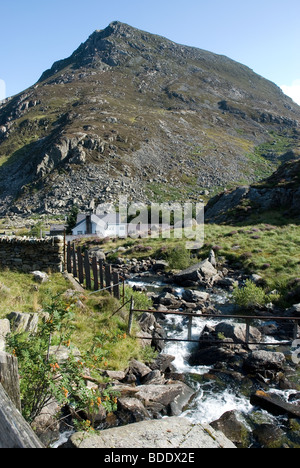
205,157,300,223
1,21,300,216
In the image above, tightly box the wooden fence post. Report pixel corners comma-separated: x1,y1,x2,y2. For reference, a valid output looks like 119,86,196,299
113,272,120,300
99,259,104,290
67,241,71,274
105,265,112,293
77,247,84,284
128,296,135,335
293,320,299,340
92,257,99,291
72,243,77,278
63,230,66,271
84,251,91,290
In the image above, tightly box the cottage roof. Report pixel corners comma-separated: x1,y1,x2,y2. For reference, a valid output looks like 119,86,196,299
74,212,123,229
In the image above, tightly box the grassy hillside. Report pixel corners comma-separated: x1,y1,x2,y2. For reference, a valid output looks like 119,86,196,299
86,221,300,306
0,269,153,371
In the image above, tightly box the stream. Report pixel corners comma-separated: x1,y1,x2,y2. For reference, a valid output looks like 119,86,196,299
127,273,300,447
52,270,299,448
127,276,253,422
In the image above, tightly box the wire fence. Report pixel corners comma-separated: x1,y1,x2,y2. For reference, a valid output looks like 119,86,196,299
65,240,300,348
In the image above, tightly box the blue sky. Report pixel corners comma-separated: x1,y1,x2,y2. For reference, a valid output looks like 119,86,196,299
1,0,300,103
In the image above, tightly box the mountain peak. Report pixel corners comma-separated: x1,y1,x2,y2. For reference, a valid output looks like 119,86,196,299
105,20,136,32
92,21,137,39
38,21,152,81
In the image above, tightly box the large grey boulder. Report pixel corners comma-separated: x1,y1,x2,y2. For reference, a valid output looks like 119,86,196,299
135,382,195,417
182,289,209,302
70,416,236,448
244,350,285,373
173,259,219,286
215,322,262,346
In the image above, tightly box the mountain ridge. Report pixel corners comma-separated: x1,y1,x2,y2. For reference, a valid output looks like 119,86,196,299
0,21,300,217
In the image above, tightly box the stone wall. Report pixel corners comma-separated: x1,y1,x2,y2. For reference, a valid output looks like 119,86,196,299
0,236,64,273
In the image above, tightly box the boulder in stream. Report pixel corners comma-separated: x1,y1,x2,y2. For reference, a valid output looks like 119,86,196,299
244,350,286,373
173,258,219,287
250,390,300,419
210,410,251,448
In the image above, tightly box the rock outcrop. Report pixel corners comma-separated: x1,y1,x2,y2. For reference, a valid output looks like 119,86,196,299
205,158,300,223
70,416,236,448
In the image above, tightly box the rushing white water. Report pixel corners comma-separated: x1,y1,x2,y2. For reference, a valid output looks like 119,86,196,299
129,275,254,425
51,429,74,448
162,312,253,424
181,387,253,425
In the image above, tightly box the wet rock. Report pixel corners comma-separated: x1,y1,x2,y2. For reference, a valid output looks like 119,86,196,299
155,291,181,308
152,324,167,352
138,312,167,351
149,354,176,373
252,423,287,448
181,289,209,303
215,322,262,346
188,345,236,367
244,350,285,373
135,382,195,417
210,410,251,448
138,312,156,332
250,390,300,418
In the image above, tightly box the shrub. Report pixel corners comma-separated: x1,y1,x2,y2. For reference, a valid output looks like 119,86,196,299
162,245,192,270
232,280,267,310
6,294,119,426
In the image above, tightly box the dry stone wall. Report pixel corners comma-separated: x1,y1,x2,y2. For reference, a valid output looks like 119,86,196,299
0,236,64,273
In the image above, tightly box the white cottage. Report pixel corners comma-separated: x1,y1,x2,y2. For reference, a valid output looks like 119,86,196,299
72,213,127,238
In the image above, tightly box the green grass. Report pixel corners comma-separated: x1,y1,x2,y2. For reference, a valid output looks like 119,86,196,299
0,270,70,317
89,220,300,304
0,268,154,372
199,223,300,293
